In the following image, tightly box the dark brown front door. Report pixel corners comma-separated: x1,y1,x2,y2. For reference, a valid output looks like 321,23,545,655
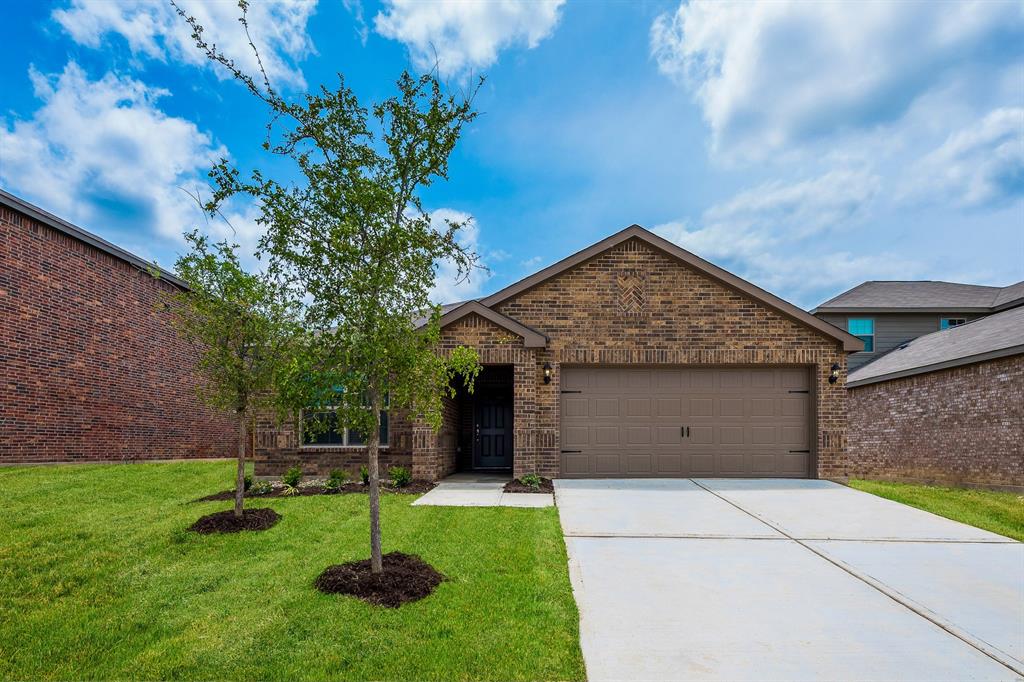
474,397,513,469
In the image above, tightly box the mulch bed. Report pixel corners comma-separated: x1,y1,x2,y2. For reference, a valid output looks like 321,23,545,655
193,479,436,503
189,508,281,534
314,552,445,607
503,477,555,494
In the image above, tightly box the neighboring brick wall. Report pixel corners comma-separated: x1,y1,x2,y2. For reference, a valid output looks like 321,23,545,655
848,355,1024,491
0,203,235,463
492,238,849,479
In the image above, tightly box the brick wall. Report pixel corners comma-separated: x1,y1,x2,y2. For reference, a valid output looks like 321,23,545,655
0,203,236,463
492,238,850,479
264,236,851,480
848,355,1024,491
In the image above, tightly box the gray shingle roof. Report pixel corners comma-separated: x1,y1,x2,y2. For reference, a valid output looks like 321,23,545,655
847,306,1024,386
814,280,1024,312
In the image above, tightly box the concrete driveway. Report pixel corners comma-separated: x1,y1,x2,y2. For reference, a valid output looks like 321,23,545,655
556,479,1024,681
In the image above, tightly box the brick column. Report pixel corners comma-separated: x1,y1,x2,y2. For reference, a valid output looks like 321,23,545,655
513,350,538,477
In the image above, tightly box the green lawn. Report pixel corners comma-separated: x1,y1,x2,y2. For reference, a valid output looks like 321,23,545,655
849,479,1024,541
0,462,585,681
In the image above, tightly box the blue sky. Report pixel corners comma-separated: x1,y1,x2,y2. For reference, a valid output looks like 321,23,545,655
1,0,1022,309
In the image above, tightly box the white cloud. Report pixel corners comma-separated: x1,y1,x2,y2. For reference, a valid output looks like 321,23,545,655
53,0,317,88
653,169,921,305
904,107,1024,208
0,62,232,251
430,208,491,303
374,0,565,77
651,0,1024,160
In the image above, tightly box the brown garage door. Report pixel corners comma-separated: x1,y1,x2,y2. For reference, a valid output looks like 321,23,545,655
560,367,812,478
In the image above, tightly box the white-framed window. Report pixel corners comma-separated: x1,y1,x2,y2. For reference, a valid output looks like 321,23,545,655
848,318,874,352
941,317,967,330
301,408,389,448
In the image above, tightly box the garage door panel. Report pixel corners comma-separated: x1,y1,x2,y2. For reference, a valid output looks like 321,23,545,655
560,367,811,478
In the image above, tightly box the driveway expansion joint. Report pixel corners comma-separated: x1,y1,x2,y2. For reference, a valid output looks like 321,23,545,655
687,478,1024,678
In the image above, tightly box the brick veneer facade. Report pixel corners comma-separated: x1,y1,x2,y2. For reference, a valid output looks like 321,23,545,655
261,236,852,480
848,355,1024,491
0,203,236,463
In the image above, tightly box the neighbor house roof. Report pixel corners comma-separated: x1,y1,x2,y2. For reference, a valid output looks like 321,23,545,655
0,188,187,289
429,225,863,351
813,280,1024,314
846,305,1024,387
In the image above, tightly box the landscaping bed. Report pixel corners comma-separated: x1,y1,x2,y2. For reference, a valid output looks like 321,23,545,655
194,478,436,502
314,551,445,607
504,477,554,494
0,461,584,680
189,507,281,534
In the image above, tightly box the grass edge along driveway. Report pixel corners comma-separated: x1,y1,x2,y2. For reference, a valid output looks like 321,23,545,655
849,478,1024,542
0,462,585,681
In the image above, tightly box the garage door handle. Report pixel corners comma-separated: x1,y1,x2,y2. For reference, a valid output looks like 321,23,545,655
681,426,689,438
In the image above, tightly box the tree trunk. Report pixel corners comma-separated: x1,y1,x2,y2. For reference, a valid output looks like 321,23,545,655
235,411,247,519
368,392,383,574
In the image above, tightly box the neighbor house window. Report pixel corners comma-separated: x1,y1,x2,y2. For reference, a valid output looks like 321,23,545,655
941,318,967,330
302,407,389,447
848,318,874,352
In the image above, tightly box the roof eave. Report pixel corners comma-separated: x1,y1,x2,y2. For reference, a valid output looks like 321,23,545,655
847,343,1024,387
814,306,994,314
0,188,188,289
437,301,548,348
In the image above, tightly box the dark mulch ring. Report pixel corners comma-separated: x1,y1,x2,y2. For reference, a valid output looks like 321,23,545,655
193,479,436,503
314,552,445,607
503,477,555,493
189,507,281,534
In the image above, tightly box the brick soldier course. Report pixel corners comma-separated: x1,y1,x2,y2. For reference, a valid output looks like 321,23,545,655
255,226,862,481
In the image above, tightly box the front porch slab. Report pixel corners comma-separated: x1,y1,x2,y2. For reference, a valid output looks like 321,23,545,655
412,473,554,508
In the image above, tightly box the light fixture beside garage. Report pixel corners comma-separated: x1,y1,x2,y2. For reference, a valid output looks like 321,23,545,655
829,363,841,384
542,362,552,384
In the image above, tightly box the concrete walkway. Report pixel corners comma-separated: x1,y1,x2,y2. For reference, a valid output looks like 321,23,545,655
557,478,1023,681
412,472,553,507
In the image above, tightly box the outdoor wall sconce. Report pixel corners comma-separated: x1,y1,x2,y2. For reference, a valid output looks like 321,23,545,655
542,362,552,384
828,363,841,384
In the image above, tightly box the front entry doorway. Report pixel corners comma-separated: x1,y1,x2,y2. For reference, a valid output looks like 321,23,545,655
473,395,513,469
455,365,514,472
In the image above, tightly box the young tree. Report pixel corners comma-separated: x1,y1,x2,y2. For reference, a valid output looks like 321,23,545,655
177,2,483,573
163,231,303,519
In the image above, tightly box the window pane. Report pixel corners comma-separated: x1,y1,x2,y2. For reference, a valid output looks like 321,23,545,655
347,428,366,446
303,411,343,445
941,318,966,330
379,411,389,445
857,335,874,352
848,318,874,335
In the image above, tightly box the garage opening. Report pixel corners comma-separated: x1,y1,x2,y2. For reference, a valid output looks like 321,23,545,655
560,367,812,478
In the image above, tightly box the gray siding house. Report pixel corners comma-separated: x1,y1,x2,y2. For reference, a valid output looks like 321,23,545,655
813,281,1024,371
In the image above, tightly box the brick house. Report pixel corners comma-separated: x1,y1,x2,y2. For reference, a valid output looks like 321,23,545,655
256,226,862,481
845,306,1023,492
0,189,236,464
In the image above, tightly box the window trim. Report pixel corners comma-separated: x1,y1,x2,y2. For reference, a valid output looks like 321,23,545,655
940,317,967,330
298,408,390,450
847,317,875,353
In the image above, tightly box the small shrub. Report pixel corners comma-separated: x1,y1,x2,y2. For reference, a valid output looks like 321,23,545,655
250,480,273,496
282,465,303,488
389,466,412,488
280,484,300,496
324,469,350,490
243,475,253,492
520,473,542,490
360,465,369,485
